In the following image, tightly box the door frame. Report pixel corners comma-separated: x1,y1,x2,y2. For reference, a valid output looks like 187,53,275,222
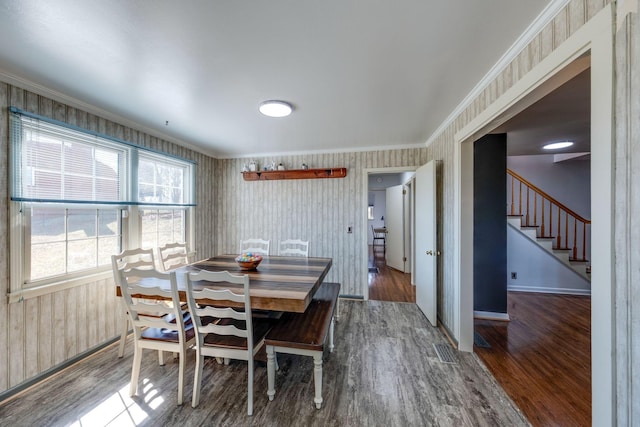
452,5,613,425
362,166,417,301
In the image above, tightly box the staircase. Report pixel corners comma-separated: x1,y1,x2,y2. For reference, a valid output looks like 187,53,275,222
507,169,591,281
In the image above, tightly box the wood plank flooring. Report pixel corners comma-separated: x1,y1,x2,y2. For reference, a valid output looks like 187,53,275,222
1,301,528,426
474,291,591,427
368,245,415,302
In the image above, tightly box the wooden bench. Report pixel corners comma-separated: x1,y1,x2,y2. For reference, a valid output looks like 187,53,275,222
265,282,340,409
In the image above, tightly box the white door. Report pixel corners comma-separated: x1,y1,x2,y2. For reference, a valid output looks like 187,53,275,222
385,184,405,271
414,161,438,326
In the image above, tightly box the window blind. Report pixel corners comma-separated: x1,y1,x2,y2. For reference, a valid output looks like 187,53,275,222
138,153,188,205
10,108,195,206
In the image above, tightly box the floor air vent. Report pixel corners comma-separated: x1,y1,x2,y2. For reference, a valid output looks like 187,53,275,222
433,343,458,364
474,331,491,348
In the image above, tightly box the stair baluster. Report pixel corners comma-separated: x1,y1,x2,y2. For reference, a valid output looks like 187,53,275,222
525,186,530,226
541,198,545,236
519,181,523,219
557,207,561,248
573,218,578,260
507,169,590,263
511,177,515,215
583,222,587,260
548,200,552,238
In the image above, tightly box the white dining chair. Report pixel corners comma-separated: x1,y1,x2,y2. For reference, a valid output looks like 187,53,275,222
239,238,270,256
158,242,190,272
114,264,195,405
112,248,156,358
185,269,272,415
278,239,309,257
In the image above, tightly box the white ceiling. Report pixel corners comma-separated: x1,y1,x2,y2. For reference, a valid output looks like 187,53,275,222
0,1,557,158
500,68,590,156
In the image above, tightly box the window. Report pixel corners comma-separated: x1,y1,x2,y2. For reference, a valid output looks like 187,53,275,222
9,108,195,299
138,153,191,249
140,209,186,249
29,207,122,281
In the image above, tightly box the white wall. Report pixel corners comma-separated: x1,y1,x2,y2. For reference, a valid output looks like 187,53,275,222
507,225,590,294
508,153,592,264
507,154,591,218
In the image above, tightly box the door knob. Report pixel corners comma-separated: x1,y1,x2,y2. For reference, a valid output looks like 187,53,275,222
425,250,441,256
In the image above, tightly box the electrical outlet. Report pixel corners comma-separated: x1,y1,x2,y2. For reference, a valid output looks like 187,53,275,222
511,272,517,280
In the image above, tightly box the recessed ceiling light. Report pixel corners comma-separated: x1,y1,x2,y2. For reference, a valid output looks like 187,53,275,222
543,141,574,150
259,100,293,118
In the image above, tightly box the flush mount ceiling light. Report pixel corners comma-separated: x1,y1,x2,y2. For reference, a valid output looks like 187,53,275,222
259,100,293,118
543,141,574,150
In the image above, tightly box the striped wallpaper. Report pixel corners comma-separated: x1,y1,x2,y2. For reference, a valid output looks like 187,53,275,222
4,4,639,422
214,149,428,297
0,83,216,393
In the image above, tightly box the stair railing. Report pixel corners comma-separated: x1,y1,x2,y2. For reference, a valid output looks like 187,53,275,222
507,169,591,261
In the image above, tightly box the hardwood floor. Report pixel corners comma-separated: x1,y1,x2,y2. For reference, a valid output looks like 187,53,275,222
1,301,528,426
368,245,415,302
474,291,591,427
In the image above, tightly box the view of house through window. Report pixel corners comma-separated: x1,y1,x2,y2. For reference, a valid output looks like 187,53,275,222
140,208,186,250
138,153,190,249
9,108,195,293
30,207,121,280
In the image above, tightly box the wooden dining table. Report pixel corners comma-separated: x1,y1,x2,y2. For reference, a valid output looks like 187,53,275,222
118,254,333,313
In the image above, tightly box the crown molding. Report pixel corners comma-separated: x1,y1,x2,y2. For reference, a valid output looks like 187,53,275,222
215,141,427,160
425,0,571,147
0,68,217,159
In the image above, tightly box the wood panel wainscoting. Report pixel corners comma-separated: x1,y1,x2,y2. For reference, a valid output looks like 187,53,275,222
474,291,591,427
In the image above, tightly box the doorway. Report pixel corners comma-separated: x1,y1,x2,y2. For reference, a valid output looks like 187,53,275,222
363,167,416,302
470,67,592,426
454,6,613,424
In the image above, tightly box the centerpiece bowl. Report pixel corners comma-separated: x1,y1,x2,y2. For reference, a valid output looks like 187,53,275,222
235,253,263,270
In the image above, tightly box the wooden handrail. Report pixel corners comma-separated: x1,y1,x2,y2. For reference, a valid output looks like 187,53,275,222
507,169,591,224
508,168,591,261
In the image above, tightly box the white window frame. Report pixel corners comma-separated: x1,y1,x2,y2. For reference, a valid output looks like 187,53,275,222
8,109,195,302
367,206,375,220
9,203,125,302
138,206,189,249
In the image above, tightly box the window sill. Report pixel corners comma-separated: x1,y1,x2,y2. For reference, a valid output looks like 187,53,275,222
7,270,114,303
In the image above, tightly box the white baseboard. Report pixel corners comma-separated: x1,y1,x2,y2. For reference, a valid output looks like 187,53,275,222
508,285,591,296
473,311,510,321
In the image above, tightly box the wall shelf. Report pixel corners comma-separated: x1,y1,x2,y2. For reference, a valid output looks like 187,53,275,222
242,167,347,181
